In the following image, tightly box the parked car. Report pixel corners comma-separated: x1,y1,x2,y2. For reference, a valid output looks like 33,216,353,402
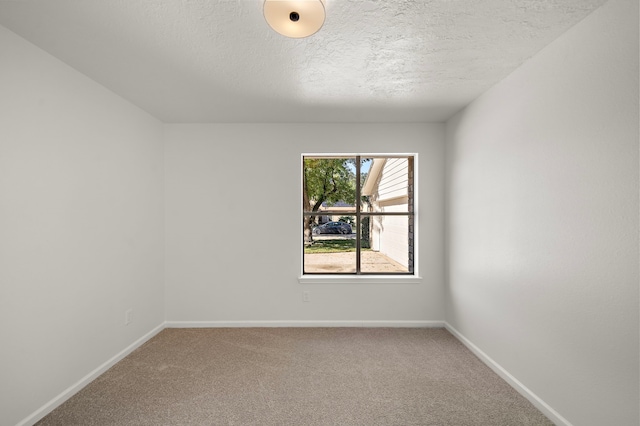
313,221,352,235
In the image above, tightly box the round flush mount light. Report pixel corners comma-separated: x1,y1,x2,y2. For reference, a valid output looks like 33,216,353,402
264,0,325,39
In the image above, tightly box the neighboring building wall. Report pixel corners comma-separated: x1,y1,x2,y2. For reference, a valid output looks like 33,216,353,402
368,158,410,268
317,202,355,224
375,158,409,201
370,205,409,268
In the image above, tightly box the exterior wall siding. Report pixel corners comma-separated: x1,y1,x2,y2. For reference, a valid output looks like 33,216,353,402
368,157,412,269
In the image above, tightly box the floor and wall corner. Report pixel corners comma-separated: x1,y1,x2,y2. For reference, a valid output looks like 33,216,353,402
0,0,637,425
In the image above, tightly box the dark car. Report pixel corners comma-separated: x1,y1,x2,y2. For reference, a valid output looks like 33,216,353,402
313,221,353,235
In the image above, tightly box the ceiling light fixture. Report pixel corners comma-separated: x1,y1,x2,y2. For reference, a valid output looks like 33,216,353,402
263,0,325,39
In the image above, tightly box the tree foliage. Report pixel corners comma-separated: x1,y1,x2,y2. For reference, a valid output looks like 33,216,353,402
304,159,356,210
303,158,356,242
302,158,373,244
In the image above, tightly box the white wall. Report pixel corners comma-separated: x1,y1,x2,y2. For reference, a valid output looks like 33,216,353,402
164,123,444,323
0,25,165,426
445,0,639,425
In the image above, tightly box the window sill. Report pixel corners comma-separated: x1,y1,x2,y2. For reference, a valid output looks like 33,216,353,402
298,275,423,284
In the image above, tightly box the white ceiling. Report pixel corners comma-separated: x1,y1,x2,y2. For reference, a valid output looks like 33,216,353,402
0,0,608,123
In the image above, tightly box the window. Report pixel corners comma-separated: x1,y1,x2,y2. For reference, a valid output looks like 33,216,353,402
302,154,415,276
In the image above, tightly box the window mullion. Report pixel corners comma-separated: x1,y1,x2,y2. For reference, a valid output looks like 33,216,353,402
355,156,361,274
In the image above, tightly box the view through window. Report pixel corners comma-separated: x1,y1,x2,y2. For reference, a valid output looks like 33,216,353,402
303,155,415,275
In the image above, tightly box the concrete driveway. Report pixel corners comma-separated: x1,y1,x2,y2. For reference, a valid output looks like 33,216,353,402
304,251,407,273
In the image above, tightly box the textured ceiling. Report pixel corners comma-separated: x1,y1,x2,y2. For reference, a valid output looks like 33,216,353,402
0,0,608,122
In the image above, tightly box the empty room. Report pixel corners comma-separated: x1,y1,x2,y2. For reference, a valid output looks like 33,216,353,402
1,0,638,425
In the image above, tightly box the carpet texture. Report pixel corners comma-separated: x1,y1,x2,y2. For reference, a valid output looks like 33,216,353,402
36,328,553,425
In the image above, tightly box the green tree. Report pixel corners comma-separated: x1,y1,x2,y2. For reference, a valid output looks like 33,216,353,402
303,158,355,243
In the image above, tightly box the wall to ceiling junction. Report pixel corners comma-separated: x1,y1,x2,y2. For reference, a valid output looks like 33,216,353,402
0,26,165,426
445,0,639,424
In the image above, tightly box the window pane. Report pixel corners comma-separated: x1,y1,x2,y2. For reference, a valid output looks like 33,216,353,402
360,215,411,273
303,225,356,273
303,157,357,214
361,157,411,214
359,157,373,212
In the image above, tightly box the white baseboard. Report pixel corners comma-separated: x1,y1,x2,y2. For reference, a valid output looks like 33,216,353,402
17,323,165,426
444,322,571,426
166,320,445,328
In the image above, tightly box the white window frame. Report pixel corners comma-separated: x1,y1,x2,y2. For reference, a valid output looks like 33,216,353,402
299,153,422,284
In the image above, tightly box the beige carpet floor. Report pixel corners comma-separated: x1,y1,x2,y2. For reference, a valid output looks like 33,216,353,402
36,328,553,425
